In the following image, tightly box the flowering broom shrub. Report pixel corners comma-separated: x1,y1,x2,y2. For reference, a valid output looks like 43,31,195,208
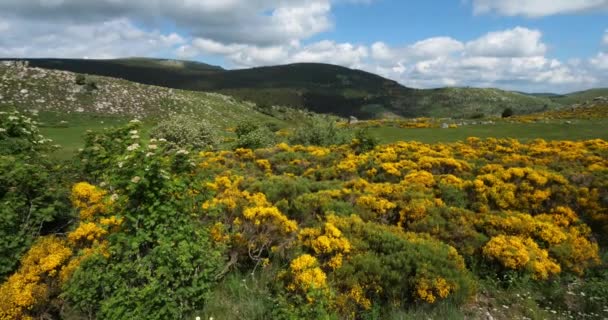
1,118,606,319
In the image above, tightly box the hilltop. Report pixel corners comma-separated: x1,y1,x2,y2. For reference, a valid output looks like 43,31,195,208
4,58,566,119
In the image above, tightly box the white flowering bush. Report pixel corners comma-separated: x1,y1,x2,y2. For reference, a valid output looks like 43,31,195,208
0,110,53,154
0,110,71,279
150,114,219,150
65,121,225,320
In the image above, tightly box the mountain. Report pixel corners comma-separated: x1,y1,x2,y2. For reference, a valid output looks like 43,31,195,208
3,58,568,119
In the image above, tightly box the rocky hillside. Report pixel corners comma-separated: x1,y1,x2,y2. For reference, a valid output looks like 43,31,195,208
0,60,275,127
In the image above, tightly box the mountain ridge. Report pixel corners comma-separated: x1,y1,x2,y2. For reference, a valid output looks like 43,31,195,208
3,57,602,119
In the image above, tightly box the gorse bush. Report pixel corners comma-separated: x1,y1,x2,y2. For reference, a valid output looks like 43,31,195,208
1,119,606,319
151,114,219,150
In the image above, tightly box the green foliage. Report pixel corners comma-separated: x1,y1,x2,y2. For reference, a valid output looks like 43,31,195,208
78,121,141,181
502,107,514,118
234,120,277,149
65,123,227,319
353,128,379,153
335,220,476,307
235,120,260,138
75,74,86,86
201,272,277,320
84,79,98,92
151,114,219,150
408,207,489,261
289,115,349,146
0,111,71,279
469,112,485,119
270,288,338,320
437,183,468,208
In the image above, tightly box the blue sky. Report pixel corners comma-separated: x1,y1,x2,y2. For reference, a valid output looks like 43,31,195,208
329,1,606,60
0,0,607,93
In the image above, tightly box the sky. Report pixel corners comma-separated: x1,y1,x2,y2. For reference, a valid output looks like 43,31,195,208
0,0,607,93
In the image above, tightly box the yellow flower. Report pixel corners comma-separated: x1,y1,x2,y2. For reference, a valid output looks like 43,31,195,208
288,254,327,293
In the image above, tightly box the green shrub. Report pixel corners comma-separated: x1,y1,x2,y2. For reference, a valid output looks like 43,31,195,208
353,128,379,153
502,107,514,118
0,111,71,279
289,115,349,146
235,120,260,138
334,219,476,309
65,124,227,319
151,114,219,150
84,80,98,92
234,122,276,149
75,74,86,86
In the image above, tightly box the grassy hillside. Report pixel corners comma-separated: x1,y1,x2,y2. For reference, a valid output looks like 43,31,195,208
550,88,608,105
5,58,562,119
0,61,284,158
396,87,557,118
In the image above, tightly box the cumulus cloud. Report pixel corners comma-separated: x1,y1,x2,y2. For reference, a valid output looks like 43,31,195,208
465,27,546,57
472,0,608,17
590,52,608,69
0,0,333,46
178,38,368,68
0,18,184,59
410,37,465,58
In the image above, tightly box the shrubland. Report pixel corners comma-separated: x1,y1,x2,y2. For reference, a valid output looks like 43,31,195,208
0,110,607,319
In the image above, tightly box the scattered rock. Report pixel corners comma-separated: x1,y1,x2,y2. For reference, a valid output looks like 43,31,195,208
441,123,449,129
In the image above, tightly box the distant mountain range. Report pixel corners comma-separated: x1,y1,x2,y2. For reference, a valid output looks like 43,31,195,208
3,57,607,119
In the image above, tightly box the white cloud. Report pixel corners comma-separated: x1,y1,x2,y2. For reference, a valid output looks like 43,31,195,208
191,38,246,56
289,40,368,67
465,27,546,57
0,0,333,46
371,42,395,61
411,37,464,58
178,38,368,68
472,0,608,17
603,30,608,45
590,52,608,69
0,18,183,59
